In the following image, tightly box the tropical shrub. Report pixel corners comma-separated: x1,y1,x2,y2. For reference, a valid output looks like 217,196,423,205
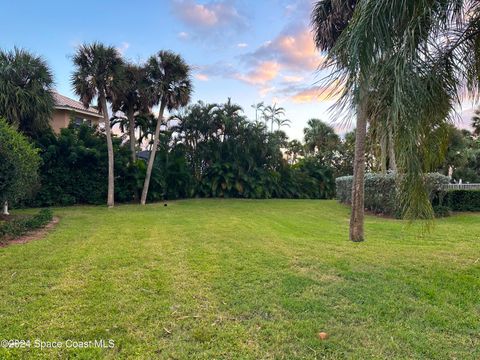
336,172,450,217
27,124,138,206
442,190,480,212
0,118,41,206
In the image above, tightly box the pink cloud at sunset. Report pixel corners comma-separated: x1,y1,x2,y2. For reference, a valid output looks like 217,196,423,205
291,84,340,103
246,26,324,72
236,61,281,86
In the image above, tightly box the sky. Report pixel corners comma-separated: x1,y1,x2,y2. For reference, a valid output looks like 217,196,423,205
1,0,476,140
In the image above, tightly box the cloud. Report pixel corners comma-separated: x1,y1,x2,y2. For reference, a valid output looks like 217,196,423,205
283,75,304,83
236,61,281,85
171,0,247,32
195,73,209,81
178,31,190,39
116,42,130,55
279,83,340,103
245,26,324,72
259,86,276,97
237,43,248,48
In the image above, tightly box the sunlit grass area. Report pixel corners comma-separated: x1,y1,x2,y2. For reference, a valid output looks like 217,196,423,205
0,200,479,359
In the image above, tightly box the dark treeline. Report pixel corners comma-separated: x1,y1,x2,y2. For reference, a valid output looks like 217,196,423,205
27,100,354,206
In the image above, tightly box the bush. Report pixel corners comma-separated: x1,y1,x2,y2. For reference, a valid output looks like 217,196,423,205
0,118,41,205
0,208,53,240
336,172,450,217
442,190,480,211
27,125,138,207
433,205,451,218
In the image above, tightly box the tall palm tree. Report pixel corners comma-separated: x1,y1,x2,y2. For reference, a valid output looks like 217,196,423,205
315,0,480,228
0,48,55,137
263,104,286,133
111,63,152,163
71,43,125,208
140,51,192,205
251,102,265,123
312,0,368,242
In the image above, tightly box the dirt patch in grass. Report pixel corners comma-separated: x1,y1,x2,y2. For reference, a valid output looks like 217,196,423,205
0,216,59,247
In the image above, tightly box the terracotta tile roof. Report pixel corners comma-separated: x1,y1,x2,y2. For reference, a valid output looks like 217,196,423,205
52,91,102,117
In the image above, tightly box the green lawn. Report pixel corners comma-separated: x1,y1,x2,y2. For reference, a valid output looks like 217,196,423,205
0,200,479,359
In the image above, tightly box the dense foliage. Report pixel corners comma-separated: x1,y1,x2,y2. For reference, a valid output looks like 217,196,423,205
28,102,338,206
441,190,480,212
28,125,138,206
0,208,52,241
0,118,41,206
336,173,450,217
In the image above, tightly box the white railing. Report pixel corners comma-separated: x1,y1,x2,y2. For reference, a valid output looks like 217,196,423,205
441,184,480,191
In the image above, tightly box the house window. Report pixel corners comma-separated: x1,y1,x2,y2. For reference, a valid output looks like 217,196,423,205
74,117,83,126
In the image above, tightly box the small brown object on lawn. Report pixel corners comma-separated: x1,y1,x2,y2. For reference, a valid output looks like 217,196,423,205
318,332,328,340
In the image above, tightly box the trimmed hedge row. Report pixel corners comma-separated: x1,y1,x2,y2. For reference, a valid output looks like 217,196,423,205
0,208,53,241
335,173,450,217
442,190,480,212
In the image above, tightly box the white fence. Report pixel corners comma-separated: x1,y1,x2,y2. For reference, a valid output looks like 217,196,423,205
441,184,480,191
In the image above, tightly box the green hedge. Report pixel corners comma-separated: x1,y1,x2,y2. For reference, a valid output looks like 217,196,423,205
335,173,450,217
442,190,480,211
0,208,53,241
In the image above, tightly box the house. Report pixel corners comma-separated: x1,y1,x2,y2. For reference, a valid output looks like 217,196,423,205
51,91,103,133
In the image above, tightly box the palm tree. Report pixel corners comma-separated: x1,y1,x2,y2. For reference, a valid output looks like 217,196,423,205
314,0,480,228
0,48,55,137
111,63,152,163
303,119,340,155
312,0,369,242
71,43,125,208
277,118,291,130
251,102,265,123
263,104,286,133
140,51,192,205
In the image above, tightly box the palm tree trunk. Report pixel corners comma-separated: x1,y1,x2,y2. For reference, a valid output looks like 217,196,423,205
128,109,136,163
100,95,115,208
349,88,368,242
140,103,166,205
380,134,387,173
127,109,140,203
388,127,397,172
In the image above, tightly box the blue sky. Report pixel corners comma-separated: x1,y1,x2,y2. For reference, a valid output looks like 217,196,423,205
1,0,475,139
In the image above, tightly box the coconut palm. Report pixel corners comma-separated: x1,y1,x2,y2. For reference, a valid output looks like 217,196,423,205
0,48,55,137
71,43,125,208
111,63,152,163
140,51,192,205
